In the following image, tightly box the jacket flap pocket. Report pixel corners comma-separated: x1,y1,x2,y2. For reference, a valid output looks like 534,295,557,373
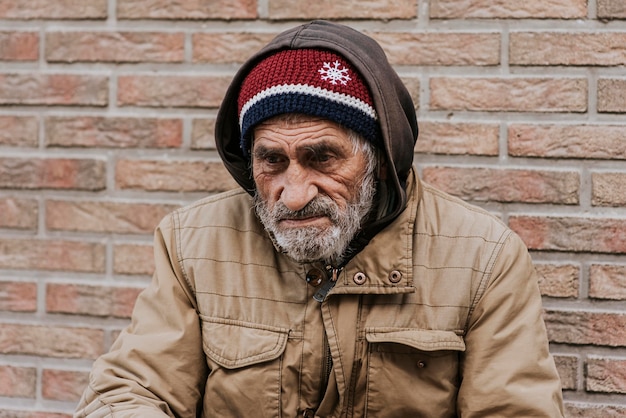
366,329,465,352
202,318,289,369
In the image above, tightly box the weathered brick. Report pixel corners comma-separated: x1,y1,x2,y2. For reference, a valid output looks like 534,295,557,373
191,118,216,150
511,32,626,66
0,281,37,312
508,124,626,160
0,365,36,398
598,79,626,113
535,263,579,298
268,0,416,20
46,32,185,63
400,77,420,109
422,167,579,204
0,73,108,106
0,115,38,147
46,116,182,148
589,264,626,300
46,200,177,234
47,283,143,318
117,0,257,20
509,216,626,254
0,157,106,190
371,32,499,66
193,33,277,64
0,412,71,418
598,0,626,19
114,243,155,275
116,159,238,192
0,197,38,229
0,239,105,272
565,403,626,417
415,122,499,155
554,355,578,390
586,357,626,393
0,32,38,61
0,0,107,19
429,0,587,19
544,310,626,347
592,172,626,207
118,75,231,108
430,77,587,112
42,369,89,402
0,323,104,359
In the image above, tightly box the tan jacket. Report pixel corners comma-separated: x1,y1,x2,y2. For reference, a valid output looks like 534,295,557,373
75,170,564,417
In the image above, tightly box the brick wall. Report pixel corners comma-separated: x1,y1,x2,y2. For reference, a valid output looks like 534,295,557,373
0,0,624,416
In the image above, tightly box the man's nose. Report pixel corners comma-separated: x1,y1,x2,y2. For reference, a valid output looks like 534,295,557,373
279,165,318,212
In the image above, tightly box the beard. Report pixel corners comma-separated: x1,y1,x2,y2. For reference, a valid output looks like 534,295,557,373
253,170,376,265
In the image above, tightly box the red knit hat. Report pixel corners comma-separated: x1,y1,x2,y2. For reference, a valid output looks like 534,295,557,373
237,49,379,156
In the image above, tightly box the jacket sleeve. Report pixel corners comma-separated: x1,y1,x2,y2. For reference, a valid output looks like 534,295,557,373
74,214,208,418
457,231,564,417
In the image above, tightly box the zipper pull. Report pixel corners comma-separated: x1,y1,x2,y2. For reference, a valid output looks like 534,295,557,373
313,266,342,302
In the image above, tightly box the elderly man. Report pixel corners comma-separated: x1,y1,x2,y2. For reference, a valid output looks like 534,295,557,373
75,20,564,417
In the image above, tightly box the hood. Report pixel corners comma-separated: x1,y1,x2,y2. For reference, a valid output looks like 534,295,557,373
215,20,418,244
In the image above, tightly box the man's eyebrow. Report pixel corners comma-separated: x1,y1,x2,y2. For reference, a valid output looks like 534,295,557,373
302,141,346,156
252,144,282,159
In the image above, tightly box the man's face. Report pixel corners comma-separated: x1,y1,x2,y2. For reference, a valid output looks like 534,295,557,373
252,116,376,264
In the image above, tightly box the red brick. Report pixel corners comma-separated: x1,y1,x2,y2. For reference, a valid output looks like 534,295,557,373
510,32,626,66
586,357,626,393
0,323,104,359
46,31,184,63
598,79,626,113
554,355,578,390
0,73,108,106
0,412,71,418
47,283,143,318
509,216,626,254
429,0,587,19
46,116,182,148
589,264,626,300
508,124,626,160
0,197,38,229
0,157,106,190
598,0,626,19
535,263,579,298
0,32,38,61
193,33,277,64
0,238,105,272
371,32,500,66
268,0,416,20
0,365,36,397
117,0,257,20
0,115,38,147
544,310,626,347
116,159,238,192
415,122,499,156
118,75,230,108
430,77,587,112
0,281,37,312
592,172,626,206
46,200,177,234
42,369,89,402
113,243,155,275
191,118,216,150
0,0,107,19
422,167,579,204
565,403,626,417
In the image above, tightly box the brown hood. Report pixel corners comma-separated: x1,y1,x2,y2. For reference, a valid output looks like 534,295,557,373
215,20,418,243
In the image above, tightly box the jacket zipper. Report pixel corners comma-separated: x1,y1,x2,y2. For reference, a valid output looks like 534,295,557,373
313,265,342,302
319,330,333,404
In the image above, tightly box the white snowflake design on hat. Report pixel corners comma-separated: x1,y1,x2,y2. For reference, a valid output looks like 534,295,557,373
319,61,352,85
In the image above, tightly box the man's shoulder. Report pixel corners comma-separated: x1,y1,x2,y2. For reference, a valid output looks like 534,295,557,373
170,188,257,230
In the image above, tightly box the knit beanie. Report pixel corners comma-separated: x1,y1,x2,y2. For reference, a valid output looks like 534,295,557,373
237,49,380,156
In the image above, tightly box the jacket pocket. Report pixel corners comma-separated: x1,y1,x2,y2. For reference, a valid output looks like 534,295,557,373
201,316,289,417
364,329,465,418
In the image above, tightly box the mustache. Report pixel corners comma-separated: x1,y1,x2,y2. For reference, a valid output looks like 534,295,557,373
261,195,339,222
